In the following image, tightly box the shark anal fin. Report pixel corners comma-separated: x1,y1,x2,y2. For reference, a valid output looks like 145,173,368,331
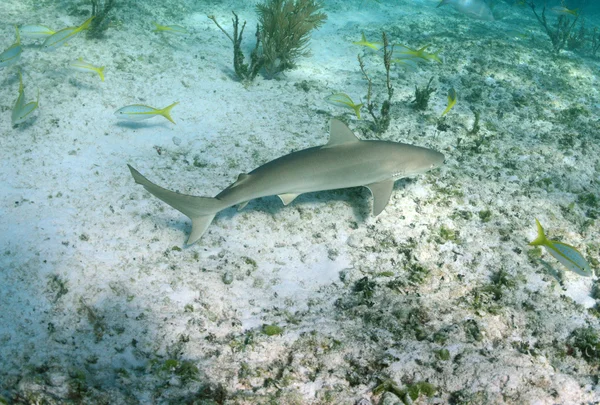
237,201,249,211
278,193,300,206
324,119,361,148
366,179,395,216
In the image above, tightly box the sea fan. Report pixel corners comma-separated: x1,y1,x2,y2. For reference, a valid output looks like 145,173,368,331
256,0,327,77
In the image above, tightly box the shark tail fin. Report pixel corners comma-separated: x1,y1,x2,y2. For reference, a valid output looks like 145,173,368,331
437,0,450,8
128,165,224,244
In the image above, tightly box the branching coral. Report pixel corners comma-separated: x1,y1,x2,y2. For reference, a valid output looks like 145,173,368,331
526,1,579,54
87,0,115,39
256,0,327,77
412,77,436,111
358,32,394,134
209,13,265,83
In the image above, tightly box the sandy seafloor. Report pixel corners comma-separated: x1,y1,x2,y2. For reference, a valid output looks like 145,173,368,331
1,0,600,403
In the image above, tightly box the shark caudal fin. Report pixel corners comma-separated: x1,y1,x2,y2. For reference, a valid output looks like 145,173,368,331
128,165,224,244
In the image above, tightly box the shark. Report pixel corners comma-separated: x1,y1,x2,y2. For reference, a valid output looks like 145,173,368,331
128,119,445,244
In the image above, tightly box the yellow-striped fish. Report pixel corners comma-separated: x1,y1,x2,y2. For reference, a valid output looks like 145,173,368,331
352,32,382,51
0,27,22,68
12,72,39,125
115,102,179,124
325,93,363,119
393,44,442,64
70,58,105,81
550,6,579,17
42,16,94,51
441,88,457,116
19,24,55,39
529,219,593,277
152,22,188,35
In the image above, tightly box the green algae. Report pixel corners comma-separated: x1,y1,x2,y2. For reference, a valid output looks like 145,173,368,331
262,324,283,336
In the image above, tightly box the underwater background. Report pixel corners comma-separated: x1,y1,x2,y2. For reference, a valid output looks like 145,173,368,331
1,0,600,403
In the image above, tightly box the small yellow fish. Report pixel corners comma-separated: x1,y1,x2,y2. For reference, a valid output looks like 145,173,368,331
115,102,179,124
12,72,39,125
19,24,55,39
352,32,382,51
441,88,457,116
70,58,105,81
391,57,419,71
529,219,593,277
153,22,188,35
550,6,579,16
393,44,442,64
0,26,22,68
325,93,363,119
42,16,94,51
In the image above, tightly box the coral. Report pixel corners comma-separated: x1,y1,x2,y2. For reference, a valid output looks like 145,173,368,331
569,327,600,365
209,13,265,83
256,0,327,77
526,1,580,54
411,77,436,111
358,32,394,134
87,0,115,39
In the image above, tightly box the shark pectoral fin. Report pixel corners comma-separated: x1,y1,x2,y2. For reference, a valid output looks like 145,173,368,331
324,119,361,148
278,193,300,206
237,201,249,211
366,179,395,216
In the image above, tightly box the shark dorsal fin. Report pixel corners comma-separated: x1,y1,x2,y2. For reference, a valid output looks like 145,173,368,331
324,119,360,148
231,173,251,188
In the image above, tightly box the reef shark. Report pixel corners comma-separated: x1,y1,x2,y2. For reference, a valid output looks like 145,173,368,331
128,119,444,244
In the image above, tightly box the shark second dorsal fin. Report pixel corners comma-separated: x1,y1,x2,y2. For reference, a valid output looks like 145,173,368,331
324,119,360,148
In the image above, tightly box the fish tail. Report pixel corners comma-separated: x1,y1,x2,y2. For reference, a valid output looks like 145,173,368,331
354,103,363,120
97,66,105,81
128,165,225,244
529,218,547,246
152,22,162,32
78,16,95,32
15,25,21,44
18,69,23,93
160,102,179,124
436,0,450,8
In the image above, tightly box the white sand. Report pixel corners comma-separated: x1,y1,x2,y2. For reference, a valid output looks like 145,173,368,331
1,0,599,403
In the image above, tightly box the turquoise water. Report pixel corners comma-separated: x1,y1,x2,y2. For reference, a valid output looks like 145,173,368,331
1,0,599,403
